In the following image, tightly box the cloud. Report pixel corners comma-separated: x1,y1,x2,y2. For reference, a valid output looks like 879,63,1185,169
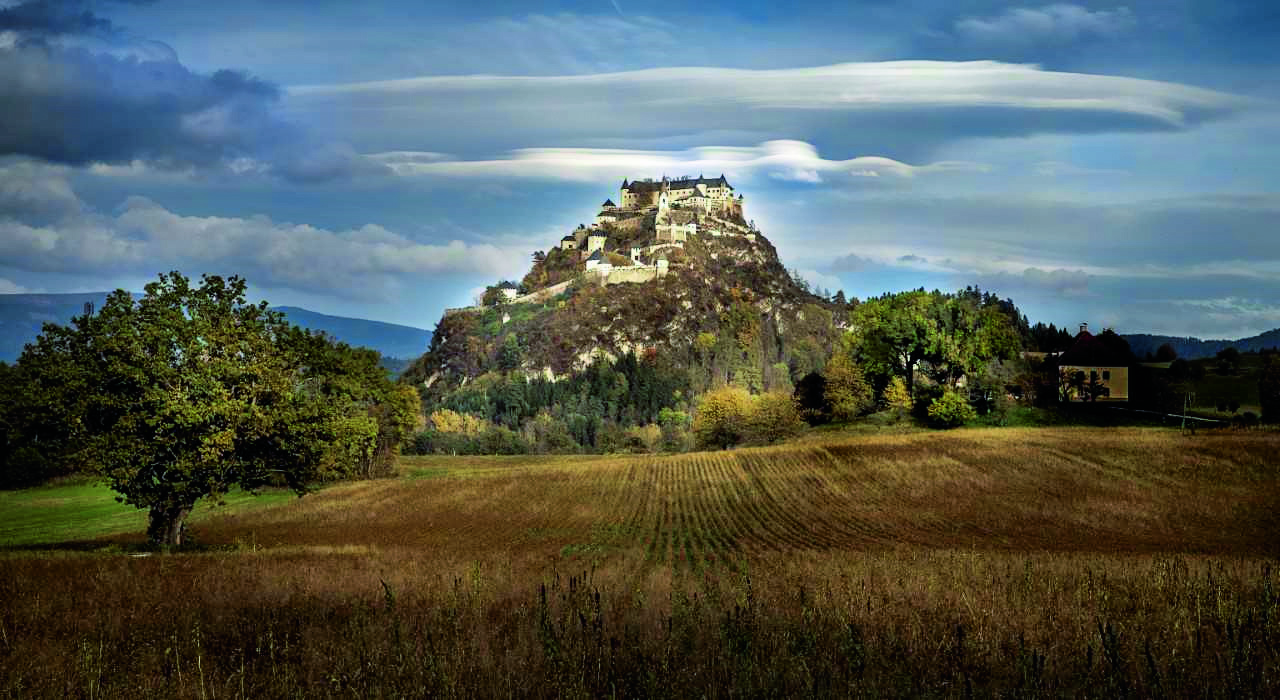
369,140,990,184
0,170,527,301
0,277,31,294
288,60,1253,159
0,160,82,219
955,4,1136,46
0,1,382,183
794,268,844,295
1170,297,1280,335
0,0,116,37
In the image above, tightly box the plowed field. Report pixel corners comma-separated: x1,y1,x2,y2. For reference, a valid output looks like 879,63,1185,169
3,426,1278,697
193,426,1279,560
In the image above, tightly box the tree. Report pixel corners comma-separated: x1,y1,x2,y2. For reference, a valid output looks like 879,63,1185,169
1216,347,1241,375
1261,355,1280,423
823,352,874,422
850,290,1020,397
693,386,752,450
1155,343,1178,362
745,391,806,445
12,272,406,547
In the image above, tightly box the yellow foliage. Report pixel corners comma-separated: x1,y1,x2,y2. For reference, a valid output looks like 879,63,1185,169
693,385,753,450
429,409,488,435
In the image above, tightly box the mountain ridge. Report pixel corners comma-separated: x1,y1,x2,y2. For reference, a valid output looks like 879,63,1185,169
0,293,430,364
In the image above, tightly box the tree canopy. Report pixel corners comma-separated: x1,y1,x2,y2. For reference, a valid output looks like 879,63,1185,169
847,289,1022,396
1,272,415,546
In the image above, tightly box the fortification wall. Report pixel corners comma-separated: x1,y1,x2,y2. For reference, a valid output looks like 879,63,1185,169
604,266,659,285
610,215,648,234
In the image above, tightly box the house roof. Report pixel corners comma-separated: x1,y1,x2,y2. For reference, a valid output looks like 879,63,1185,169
585,250,605,261
588,229,607,238
497,281,519,290
602,198,616,207
1058,331,1130,367
622,175,731,194
561,235,576,241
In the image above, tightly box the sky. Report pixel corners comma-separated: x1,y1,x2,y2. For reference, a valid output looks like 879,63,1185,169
1,0,1278,339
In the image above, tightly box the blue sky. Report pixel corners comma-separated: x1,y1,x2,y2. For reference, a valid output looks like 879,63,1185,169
2,0,1278,339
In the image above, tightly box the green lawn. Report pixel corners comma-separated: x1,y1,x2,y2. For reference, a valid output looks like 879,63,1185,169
0,478,297,548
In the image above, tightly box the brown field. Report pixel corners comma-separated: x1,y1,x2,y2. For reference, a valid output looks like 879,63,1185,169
2,426,1278,697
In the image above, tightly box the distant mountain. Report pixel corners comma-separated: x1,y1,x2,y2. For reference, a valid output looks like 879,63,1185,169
271,307,431,361
0,294,430,364
1123,329,1280,360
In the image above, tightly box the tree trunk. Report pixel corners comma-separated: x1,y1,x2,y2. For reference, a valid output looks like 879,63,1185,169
148,503,193,548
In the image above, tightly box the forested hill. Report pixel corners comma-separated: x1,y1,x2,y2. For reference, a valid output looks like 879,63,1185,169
0,293,430,364
1123,329,1280,360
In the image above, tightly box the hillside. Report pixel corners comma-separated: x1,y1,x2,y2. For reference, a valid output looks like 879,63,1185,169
1123,329,1280,360
0,293,429,364
403,197,845,405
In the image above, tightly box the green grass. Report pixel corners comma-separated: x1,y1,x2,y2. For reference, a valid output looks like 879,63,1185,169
0,477,297,548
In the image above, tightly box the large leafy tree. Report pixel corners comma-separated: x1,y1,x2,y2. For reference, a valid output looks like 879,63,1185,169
9,272,414,546
849,290,1021,397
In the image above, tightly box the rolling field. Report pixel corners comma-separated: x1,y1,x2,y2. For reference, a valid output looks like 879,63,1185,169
2,427,1278,697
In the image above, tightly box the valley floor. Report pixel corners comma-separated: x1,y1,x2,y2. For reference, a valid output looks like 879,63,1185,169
2,426,1278,697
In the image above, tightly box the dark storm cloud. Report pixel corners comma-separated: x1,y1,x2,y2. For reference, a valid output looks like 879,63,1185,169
0,0,115,37
0,0,381,182
0,41,283,166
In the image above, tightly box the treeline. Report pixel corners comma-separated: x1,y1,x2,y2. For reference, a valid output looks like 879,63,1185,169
410,351,692,455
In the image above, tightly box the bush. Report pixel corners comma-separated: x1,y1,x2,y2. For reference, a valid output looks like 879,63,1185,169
693,386,753,450
926,391,977,429
882,376,913,421
823,354,874,422
745,391,806,445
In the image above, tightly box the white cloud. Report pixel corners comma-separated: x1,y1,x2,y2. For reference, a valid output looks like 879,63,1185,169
0,160,82,218
0,278,31,294
0,175,529,301
368,140,990,184
955,4,1136,46
288,60,1251,156
794,269,845,295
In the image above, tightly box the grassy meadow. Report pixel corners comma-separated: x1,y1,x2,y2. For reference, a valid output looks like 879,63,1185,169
2,426,1278,697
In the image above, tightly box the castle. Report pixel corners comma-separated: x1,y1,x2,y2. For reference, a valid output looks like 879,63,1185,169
447,176,756,313
559,174,752,262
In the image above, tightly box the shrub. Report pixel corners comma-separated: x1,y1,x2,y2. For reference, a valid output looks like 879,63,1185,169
745,391,806,445
882,376,913,420
693,386,753,450
823,354,874,422
927,391,977,429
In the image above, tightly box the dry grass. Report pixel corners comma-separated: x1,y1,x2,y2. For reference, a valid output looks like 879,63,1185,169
1,426,1277,697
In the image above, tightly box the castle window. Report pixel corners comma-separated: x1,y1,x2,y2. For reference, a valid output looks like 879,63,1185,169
1102,370,1111,381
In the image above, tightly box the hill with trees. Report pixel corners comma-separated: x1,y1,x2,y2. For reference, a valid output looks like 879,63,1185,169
1123,329,1280,360
402,208,1034,454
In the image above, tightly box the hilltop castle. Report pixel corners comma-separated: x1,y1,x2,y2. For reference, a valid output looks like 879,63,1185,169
619,175,744,217
560,174,751,255
451,176,758,313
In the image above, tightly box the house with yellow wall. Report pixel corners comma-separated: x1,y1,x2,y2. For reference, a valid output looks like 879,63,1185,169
1057,323,1131,402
